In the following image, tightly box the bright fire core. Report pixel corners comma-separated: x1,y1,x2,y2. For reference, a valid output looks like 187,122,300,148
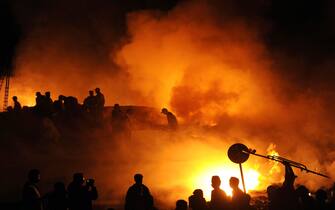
190,166,260,199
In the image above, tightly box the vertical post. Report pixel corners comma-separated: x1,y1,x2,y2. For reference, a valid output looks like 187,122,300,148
239,163,247,193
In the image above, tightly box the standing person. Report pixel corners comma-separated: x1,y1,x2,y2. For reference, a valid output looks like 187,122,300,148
111,104,131,138
35,92,43,107
125,174,153,210
67,173,98,210
229,177,247,210
35,92,44,115
277,162,299,210
53,95,65,114
189,189,207,210
209,176,229,210
12,96,21,112
22,169,42,210
296,185,314,210
46,182,68,210
83,91,96,113
45,91,54,116
95,88,105,109
314,189,328,210
267,185,281,210
161,108,178,130
94,88,105,123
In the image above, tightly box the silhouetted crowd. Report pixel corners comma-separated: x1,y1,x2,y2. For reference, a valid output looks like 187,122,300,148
23,169,98,210
6,88,178,132
21,162,335,210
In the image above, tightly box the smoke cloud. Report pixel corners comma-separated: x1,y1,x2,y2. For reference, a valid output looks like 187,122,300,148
2,0,335,209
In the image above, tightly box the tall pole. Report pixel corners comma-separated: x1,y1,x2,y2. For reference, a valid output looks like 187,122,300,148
239,163,247,193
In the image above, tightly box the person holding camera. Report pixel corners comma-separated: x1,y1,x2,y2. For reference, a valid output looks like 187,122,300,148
67,173,98,210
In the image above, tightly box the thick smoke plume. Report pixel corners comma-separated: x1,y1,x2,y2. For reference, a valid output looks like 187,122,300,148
2,0,335,209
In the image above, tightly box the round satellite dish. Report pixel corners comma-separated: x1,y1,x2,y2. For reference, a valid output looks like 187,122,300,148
228,143,250,164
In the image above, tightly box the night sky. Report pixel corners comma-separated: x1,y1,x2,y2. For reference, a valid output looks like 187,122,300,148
1,0,335,86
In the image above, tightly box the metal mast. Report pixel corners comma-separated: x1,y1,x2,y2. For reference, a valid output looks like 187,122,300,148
0,75,10,111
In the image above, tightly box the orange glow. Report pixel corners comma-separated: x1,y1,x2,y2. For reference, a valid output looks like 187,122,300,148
6,1,334,205
190,165,260,199
267,144,281,175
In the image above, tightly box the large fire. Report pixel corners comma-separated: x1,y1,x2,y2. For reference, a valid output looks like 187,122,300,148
3,1,334,207
191,165,260,199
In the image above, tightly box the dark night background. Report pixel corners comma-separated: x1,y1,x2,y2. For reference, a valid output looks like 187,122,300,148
1,0,335,88
1,0,335,209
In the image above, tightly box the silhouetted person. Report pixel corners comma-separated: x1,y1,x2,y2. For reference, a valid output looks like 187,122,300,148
35,92,43,107
330,183,335,210
161,108,178,130
267,185,280,210
83,91,96,113
45,92,53,104
64,96,80,117
68,173,98,210
12,96,21,112
315,189,329,210
296,185,314,210
176,200,188,210
278,162,299,210
111,104,122,127
35,92,44,115
94,88,105,122
47,182,68,210
229,177,247,210
242,194,256,210
111,104,131,137
53,95,65,113
209,176,229,210
22,169,42,210
125,174,153,210
189,189,207,210
95,88,104,109
44,91,54,116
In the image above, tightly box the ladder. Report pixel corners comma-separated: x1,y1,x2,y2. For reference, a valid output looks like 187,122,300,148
0,76,10,111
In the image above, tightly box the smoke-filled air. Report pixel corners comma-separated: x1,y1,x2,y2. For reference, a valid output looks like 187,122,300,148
1,0,335,209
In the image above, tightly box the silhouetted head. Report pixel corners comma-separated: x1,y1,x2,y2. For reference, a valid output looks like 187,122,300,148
134,174,143,184
89,90,94,96
193,189,203,198
161,108,168,115
45,91,51,98
36,92,41,97
73,173,84,185
211,176,221,189
229,177,240,190
175,200,188,210
58,95,65,101
95,88,100,93
296,185,309,198
114,104,120,110
28,169,40,183
12,96,17,101
315,189,327,202
54,182,66,193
